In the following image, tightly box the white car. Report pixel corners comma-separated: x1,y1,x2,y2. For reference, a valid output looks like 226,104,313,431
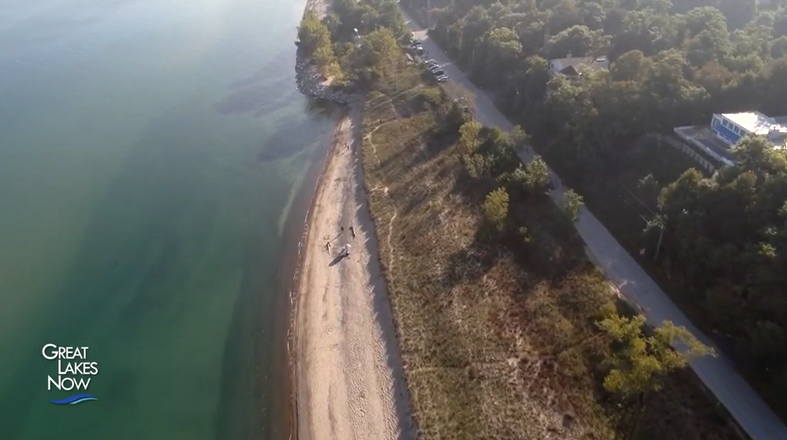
436,74,449,82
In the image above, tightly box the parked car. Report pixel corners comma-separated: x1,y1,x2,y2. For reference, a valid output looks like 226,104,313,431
427,65,442,73
431,69,445,77
425,60,439,67
436,74,449,82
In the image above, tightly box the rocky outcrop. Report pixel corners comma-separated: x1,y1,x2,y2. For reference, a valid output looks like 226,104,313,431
295,57,351,105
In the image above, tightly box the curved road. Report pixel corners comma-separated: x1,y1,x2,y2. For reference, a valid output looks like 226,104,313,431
401,9,787,440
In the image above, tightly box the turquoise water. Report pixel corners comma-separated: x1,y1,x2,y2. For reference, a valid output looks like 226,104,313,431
0,0,334,438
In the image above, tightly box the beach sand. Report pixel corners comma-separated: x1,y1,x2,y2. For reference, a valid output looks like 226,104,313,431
293,103,414,440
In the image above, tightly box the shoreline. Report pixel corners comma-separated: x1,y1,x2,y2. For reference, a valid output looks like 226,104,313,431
284,3,342,440
285,107,344,440
276,105,341,440
290,101,414,440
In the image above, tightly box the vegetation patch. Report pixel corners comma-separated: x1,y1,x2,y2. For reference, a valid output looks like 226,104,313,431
359,40,741,440
406,0,787,418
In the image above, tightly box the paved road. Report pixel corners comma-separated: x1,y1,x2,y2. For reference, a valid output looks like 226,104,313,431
402,10,787,440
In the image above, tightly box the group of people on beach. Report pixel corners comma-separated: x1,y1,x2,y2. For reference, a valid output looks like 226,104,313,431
325,225,356,254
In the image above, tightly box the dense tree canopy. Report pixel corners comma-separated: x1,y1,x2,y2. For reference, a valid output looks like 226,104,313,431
299,0,409,85
405,0,787,415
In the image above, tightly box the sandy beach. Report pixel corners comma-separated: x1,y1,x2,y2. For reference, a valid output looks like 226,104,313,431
293,103,414,440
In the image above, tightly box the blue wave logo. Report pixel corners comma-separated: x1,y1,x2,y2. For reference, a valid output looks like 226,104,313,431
50,393,98,405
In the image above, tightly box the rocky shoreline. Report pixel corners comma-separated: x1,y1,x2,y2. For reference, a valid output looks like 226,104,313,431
295,56,351,104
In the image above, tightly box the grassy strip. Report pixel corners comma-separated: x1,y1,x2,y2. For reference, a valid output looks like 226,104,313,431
358,49,747,439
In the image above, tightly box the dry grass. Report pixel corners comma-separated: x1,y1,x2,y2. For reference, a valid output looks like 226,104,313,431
358,56,748,440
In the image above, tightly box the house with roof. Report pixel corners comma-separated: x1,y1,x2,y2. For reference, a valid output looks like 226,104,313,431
710,112,787,149
548,56,609,78
673,111,787,173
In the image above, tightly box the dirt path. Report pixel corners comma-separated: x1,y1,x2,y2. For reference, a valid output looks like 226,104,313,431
294,102,415,440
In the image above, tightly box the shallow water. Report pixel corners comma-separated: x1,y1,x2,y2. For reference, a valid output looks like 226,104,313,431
0,0,332,438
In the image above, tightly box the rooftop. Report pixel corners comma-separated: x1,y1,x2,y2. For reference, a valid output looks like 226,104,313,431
549,56,609,75
718,112,787,148
721,111,786,135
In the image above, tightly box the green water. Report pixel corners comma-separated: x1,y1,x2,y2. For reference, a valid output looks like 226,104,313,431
0,0,333,438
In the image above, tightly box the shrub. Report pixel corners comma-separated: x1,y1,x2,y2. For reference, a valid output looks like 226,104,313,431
482,187,510,232
562,189,584,222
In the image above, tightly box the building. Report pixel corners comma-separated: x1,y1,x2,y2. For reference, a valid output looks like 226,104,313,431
673,111,787,173
711,112,787,149
548,56,609,77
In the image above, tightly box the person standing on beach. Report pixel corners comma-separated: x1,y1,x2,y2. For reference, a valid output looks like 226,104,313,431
349,226,355,239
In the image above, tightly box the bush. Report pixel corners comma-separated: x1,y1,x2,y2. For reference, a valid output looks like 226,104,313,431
562,189,583,222
482,187,509,232
462,153,491,181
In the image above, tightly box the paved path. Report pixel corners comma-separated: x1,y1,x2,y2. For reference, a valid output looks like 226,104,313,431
401,9,787,440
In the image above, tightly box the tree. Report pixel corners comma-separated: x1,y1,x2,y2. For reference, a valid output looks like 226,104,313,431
482,187,510,232
546,25,610,59
298,11,332,57
459,120,483,154
508,125,530,152
562,189,583,221
482,27,523,81
350,27,400,84
637,174,660,210
610,50,650,81
444,102,470,132
463,153,490,181
497,156,551,200
525,157,551,194
597,314,715,397
748,320,786,370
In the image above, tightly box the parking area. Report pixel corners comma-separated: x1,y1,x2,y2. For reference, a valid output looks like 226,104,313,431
406,36,450,83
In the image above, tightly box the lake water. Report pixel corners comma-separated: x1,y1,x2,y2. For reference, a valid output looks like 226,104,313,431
0,0,334,438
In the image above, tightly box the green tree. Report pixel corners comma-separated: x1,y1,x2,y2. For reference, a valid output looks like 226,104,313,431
462,153,491,181
610,50,650,82
546,25,610,59
508,125,530,152
562,189,583,221
482,187,510,232
597,314,715,397
525,157,551,194
458,120,483,154
298,11,332,57
350,27,400,84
